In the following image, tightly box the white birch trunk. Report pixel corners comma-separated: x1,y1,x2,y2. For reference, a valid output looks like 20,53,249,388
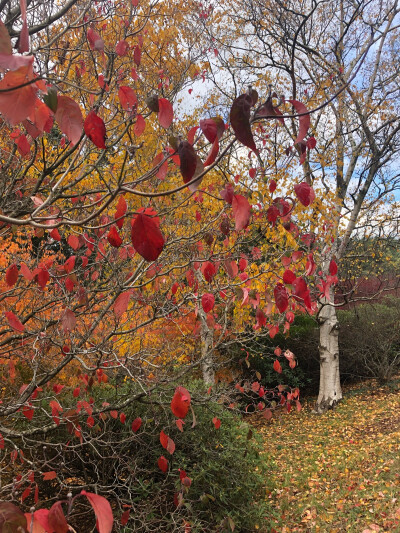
315,290,343,413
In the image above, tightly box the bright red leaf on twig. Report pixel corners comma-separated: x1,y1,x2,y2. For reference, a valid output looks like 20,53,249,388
232,194,251,231
274,283,289,313
81,491,113,533
5,311,25,332
5,264,18,286
158,98,173,128
171,387,191,419
201,293,215,313
288,99,310,144
84,111,106,149
131,208,165,261
55,95,83,146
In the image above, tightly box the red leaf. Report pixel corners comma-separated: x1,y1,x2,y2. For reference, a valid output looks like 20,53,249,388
0,21,12,55
329,259,338,276
134,114,146,136
0,65,37,126
120,412,126,424
255,307,266,329
263,408,272,420
239,257,248,271
178,141,204,191
256,95,284,124
294,182,315,207
274,283,289,313
224,259,238,279
307,136,317,149
50,228,61,241
36,269,50,290
114,291,131,318
107,226,122,248
175,419,184,432
48,502,68,533
62,257,75,277
5,311,25,332
201,293,215,313
87,28,104,51
273,359,282,373
21,486,31,502
157,455,168,473
110,410,118,419
5,264,19,286
170,386,191,419
115,40,129,56
55,95,83,146
220,183,234,204
178,141,196,181
61,308,76,333
286,311,295,324
20,262,33,280
305,253,316,276
42,471,57,481
204,138,219,167
212,417,221,429
232,194,251,231
114,195,127,229
131,417,142,432
84,110,106,149
133,45,141,66
187,125,198,145
118,86,137,111
81,491,113,533
269,179,277,193
282,270,296,285
0,432,4,449
158,98,173,128
199,117,224,143
23,405,34,420
68,234,80,250
288,99,310,144
120,508,130,526
17,134,31,156
1,503,27,531
229,93,257,152
160,430,175,454
201,261,216,282
131,209,165,261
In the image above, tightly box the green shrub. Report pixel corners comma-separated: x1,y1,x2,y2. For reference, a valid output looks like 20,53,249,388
338,299,400,382
17,381,269,532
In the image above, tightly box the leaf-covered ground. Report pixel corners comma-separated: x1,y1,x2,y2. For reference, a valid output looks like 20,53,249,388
258,381,400,532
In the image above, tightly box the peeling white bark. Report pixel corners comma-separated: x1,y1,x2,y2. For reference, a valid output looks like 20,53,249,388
315,294,343,413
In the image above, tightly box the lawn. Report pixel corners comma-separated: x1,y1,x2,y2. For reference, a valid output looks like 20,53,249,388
259,381,400,532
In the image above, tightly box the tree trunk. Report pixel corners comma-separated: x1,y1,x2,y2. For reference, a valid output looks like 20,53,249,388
315,297,342,413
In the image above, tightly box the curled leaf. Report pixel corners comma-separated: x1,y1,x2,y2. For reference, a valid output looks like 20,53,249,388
171,387,191,419
287,99,310,144
230,94,257,153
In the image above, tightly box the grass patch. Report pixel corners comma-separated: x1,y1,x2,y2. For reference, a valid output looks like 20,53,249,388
259,382,400,532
